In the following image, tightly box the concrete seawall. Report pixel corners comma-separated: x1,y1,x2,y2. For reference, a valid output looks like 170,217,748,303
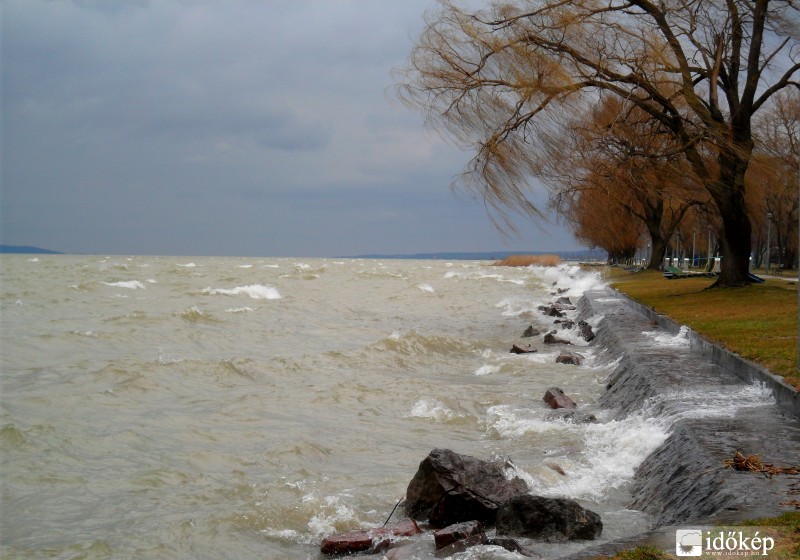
606,286,800,419
563,286,800,558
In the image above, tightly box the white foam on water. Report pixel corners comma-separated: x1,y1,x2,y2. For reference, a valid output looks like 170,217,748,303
518,416,670,502
642,382,775,422
417,283,436,293
408,398,459,422
305,494,357,538
495,297,545,317
225,306,255,313
486,405,576,439
102,280,146,290
177,263,197,268
642,325,691,347
202,285,281,300
475,364,500,376
444,270,526,285
259,528,302,542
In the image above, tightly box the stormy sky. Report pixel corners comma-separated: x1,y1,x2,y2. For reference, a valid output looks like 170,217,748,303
1,0,581,257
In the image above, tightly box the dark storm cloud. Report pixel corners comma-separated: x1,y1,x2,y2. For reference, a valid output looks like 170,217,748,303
1,0,579,256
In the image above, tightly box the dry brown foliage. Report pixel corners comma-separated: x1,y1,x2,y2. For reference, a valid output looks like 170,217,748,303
724,451,800,476
492,254,561,267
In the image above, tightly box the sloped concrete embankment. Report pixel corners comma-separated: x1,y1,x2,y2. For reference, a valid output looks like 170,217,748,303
576,287,800,530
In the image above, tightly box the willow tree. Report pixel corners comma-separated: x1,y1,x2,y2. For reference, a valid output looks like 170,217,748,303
560,184,646,263
547,97,707,270
397,0,800,286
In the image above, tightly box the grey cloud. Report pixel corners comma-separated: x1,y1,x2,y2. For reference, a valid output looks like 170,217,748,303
1,0,580,256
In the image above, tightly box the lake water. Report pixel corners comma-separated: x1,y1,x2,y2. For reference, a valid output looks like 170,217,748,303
1,255,670,559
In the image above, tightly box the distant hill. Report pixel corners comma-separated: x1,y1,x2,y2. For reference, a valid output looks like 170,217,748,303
346,249,606,261
0,245,62,254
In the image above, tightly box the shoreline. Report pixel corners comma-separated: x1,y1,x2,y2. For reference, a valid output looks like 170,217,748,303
560,285,800,558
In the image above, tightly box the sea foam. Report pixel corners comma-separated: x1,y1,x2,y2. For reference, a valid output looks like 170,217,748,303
102,280,146,289
202,285,281,299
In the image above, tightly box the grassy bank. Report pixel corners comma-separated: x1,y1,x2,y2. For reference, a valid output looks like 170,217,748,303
605,268,800,390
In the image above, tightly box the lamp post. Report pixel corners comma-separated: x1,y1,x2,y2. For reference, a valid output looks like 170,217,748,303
692,230,696,269
766,212,773,274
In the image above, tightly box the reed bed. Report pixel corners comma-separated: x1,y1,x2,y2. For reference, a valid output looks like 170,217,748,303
492,254,562,267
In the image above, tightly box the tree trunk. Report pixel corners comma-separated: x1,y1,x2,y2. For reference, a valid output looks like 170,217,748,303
648,236,667,271
711,184,753,286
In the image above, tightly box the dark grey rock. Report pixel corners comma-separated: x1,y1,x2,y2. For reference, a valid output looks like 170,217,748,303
522,325,541,338
496,495,602,541
404,449,528,527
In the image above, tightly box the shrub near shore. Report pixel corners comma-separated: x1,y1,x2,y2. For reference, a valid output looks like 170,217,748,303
605,268,800,390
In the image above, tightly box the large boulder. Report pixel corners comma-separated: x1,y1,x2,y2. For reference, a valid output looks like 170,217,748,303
543,387,577,409
496,495,602,541
404,449,528,527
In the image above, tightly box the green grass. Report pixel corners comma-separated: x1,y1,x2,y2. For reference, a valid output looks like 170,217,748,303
606,268,800,389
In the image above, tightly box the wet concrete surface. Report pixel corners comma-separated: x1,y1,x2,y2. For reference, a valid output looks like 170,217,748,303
561,287,800,559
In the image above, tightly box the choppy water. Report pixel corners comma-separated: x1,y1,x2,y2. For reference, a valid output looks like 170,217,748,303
2,255,669,559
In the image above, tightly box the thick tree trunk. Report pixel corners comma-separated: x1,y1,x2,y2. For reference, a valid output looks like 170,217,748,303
710,182,753,287
647,234,667,271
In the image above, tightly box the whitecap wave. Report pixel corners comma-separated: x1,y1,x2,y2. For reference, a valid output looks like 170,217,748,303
524,416,670,501
102,280,146,289
305,494,357,538
475,364,500,376
203,285,281,299
408,398,459,422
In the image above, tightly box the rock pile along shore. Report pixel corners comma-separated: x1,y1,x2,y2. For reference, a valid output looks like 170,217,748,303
320,291,604,557
320,283,800,558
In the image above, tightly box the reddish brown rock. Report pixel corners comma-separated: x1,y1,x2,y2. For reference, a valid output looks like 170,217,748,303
510,343,537,354
543,331,571,345
320,520,421,556
556,351,585,365
433,520,486,550
543,387,577,409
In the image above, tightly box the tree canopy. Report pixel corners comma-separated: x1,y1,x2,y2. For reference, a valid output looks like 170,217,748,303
397,0,800,285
